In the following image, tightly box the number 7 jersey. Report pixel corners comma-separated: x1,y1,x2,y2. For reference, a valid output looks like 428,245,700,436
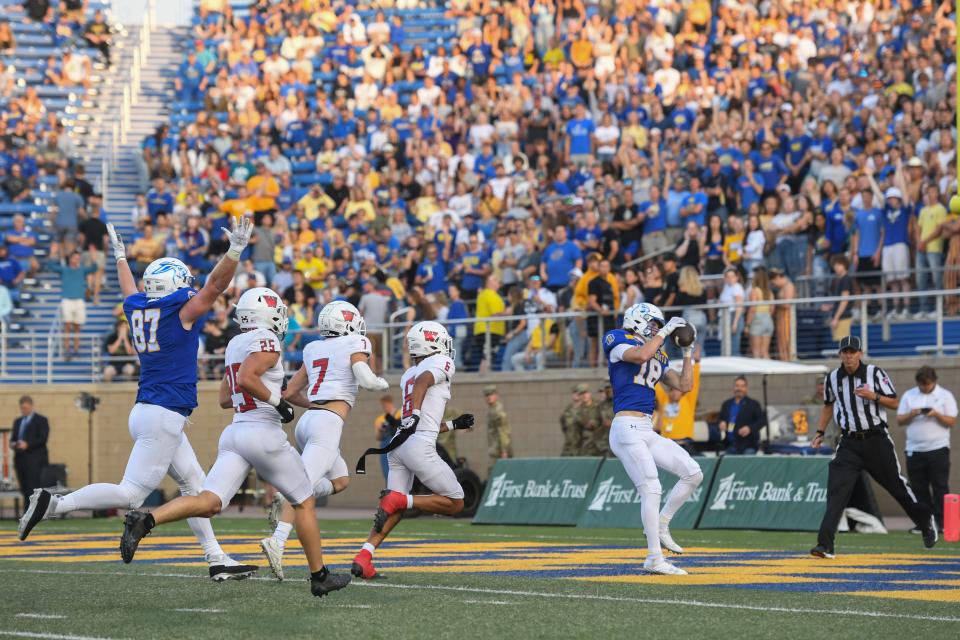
123,289,202,414
302,334,372,406
603,329,669,414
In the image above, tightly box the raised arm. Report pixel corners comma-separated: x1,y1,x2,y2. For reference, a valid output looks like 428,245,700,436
107,224,137,297
180,216,253,328
620,317,689,365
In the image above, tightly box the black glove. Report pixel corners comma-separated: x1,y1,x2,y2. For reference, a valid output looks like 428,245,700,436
276,399,296,424
384,412,402,430
452,414,474,430
400,411,420,431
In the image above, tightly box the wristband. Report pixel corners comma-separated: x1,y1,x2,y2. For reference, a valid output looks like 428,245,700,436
681,346,694,358
655,329,668,340
226,246,243,261
444,420,453,431
412,409,421,418
815,430,825,437
268,392,280,407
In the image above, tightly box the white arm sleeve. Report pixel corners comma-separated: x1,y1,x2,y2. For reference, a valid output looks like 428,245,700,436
352,360,385,391
610,343,631,364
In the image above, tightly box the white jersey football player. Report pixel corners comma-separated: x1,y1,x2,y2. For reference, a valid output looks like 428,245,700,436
604,303,703,576
118,288,352,598
351,321,474,580
18,218,256,581
259,300,389,580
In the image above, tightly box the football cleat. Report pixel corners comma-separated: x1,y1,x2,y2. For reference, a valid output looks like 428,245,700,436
643,557,688,575
810,545,835,559
259,537,285,581
373,490,407,533
351,549,381,580
18,489,58,541
207,553,258,581
922,516,938,549
658,524,684,555
310,570,352,598
120,510,154,563
267,493,285,531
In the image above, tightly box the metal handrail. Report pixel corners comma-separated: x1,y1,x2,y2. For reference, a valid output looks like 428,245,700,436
0,319,6,377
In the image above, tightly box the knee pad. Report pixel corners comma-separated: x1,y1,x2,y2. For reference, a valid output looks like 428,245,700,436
120,481,153,510
682,469,704,488
637,477,662,497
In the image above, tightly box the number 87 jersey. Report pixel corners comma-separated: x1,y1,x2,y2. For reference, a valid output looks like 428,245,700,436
603,328,670,415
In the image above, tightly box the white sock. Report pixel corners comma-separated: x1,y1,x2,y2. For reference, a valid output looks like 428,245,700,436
660,472,703,522
361,542,376,556
314,478,334,498
273,522,293,546
640,486,662,560
406,494,414,509
53,483,131,514
188,517,224,559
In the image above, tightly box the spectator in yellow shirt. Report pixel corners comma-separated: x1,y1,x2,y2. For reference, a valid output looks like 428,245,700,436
221,185,251,219
294,245,327,289
654,361,701,454
245,162,280,217
472,275,506,372
573,253,620,310
298,183,336,220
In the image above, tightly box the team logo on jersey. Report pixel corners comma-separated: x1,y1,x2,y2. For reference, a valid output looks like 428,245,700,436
604,333,614,346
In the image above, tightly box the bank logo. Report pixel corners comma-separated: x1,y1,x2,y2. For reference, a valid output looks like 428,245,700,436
587,478,615,511
709,473,828,511
484,473,507,507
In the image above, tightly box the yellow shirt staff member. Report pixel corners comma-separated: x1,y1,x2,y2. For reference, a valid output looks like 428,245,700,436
654,362,701,441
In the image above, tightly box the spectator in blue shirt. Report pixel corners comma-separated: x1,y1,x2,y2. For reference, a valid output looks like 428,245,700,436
446,284,469,368
878,185,916,318
53,178,85,247
176,51,207,102
146,178,174,221
680,176,708,227
565,104,595,165
785,119,812,192
4,214,38,273
639,184,669,256
46,249,97,359
416,244,448,294
0,244,24,303
751,141,789,197
851,189,884,305
540,225,582,292
457,233,489,302
737,157,764,213
177,217,211,272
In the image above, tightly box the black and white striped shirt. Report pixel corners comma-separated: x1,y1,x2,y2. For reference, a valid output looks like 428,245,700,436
824,363,897,432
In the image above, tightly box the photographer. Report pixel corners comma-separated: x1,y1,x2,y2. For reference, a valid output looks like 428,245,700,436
897,366,957,532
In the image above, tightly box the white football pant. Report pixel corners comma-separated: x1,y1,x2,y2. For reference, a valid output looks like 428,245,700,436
295,409,349,498
388,434,464,499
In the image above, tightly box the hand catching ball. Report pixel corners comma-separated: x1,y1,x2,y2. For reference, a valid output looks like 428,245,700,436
672,323,696,348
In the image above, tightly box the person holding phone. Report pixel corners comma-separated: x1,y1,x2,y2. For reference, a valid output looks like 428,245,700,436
897,366,957,533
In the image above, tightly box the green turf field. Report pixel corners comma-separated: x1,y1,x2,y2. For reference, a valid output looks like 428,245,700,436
1,517,958,639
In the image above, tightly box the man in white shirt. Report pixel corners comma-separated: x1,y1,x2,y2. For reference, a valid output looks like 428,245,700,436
897,366,957,531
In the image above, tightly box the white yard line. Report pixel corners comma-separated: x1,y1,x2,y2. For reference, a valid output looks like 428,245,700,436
171,609,224,614
13,616,66,621
0,631,121,640
1,567,958,624
462,600,520,605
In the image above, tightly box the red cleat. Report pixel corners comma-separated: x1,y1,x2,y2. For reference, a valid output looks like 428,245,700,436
351,549,380,579
373,491,408,532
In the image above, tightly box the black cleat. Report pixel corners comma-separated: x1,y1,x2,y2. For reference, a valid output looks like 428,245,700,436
18,489,53,541
120,511,154,563
210,563,258,581
810,545,835,559
311,571,352,598
921,517,938,549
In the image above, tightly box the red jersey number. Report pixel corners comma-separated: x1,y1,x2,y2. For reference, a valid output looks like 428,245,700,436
310,358,330,395
226,363,256,412
401,377,416,418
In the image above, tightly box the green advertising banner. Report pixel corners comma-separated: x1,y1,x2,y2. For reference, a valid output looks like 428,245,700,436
698,456,830,531
576,457,717,529
474,457,604,525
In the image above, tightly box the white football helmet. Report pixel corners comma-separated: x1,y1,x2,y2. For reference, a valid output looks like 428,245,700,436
143,258,194,299
407,320,453,359
236,286,289,338
622,302,665,338
316,300,366,337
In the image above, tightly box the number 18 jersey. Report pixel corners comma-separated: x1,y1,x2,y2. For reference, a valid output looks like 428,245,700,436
603,329,669,414
302,334,372,406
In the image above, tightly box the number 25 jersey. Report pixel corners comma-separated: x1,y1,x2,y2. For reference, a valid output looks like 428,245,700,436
123,289,201,414
603,329,669,414
224,328,285,424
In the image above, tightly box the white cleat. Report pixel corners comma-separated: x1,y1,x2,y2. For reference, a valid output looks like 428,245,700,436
659,524,684,555
259,537,285,581
267,493,285,530
644,557,688,576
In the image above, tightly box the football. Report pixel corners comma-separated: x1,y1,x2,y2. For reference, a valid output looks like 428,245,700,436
672,324,696,348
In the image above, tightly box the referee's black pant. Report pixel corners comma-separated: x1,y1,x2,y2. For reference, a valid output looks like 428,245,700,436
817,430,933,551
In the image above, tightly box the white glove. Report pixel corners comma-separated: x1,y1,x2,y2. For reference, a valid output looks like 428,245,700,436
106,224,126,262
656,317,687,340
224,215,253,261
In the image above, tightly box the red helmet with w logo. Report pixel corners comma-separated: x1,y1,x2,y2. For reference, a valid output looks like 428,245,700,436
407,321,453,359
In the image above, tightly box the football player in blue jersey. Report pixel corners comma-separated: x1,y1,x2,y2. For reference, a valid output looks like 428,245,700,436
603,303,704,575
19,217,260,581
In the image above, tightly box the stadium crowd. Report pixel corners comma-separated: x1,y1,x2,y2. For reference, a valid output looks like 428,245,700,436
5,0,960,372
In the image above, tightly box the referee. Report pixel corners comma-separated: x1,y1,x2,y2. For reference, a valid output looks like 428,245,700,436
810,336,937,558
